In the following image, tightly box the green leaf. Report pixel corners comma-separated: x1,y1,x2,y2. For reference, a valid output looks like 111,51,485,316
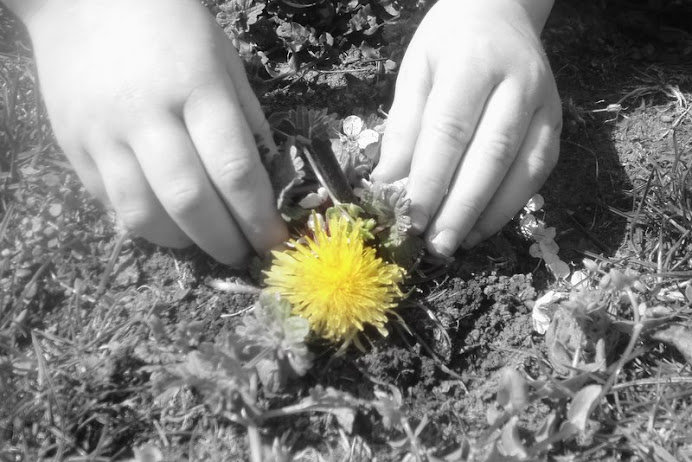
236,292,313,392
567,384,602,431
359,180,412,246
372,386,406,430
299,386,360,433
498,416,527,458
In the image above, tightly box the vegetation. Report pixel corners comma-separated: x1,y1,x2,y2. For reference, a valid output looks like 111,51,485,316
1,1,692,461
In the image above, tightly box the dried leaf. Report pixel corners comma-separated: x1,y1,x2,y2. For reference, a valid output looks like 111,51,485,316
496,368,528,415
651,324,692,366
532,290,566,334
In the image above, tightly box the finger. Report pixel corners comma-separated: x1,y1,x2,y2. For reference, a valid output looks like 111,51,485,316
223,47,280,155
461,106,562,248
89,140,192,248
61,144,109,204
405,62,499,233
424,81,533,256
183,80,288,254
371,36,431,182
129,115,251,266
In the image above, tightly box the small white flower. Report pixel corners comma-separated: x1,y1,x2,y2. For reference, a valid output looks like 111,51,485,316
525,194,545,212
341,115,380,150
298,187,329,209
532,290,566,334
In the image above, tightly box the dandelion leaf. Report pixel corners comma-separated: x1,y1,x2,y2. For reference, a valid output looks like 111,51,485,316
269,106,337,142
236,292,313,391
359,180,412,245
373,388,405,430
150,337,256,416
299,386,360,433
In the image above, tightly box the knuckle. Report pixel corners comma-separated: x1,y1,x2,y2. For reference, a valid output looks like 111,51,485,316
217,154,261,191
455,201,484,222
426,113,475,151
484,133,519,170
161,180,205,217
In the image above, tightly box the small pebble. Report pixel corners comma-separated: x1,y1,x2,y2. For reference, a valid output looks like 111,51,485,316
661,115,674,123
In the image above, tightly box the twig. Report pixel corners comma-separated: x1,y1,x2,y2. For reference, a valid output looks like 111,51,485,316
205,277,261,295
612,376,692,391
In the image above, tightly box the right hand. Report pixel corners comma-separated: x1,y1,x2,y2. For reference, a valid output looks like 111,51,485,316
24,0,287,265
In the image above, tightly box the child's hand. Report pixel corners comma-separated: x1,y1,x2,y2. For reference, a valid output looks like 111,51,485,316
372,0,562,257
24,0,287,265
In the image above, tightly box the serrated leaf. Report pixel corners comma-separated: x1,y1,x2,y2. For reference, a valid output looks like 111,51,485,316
236,292,313,389
381,234,423,269
298,386,359,433
373,387,405,430
359,180,412,246
270,106,337,142
151,335,257,417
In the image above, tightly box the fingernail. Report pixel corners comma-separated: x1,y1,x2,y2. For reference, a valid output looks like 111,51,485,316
409,207,428,234
461,230,482,249
430,229,458,257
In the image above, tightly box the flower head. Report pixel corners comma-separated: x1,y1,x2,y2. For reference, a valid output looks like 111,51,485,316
264,212,404,344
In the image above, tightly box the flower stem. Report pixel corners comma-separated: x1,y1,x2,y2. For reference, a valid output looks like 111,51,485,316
300,137,356,204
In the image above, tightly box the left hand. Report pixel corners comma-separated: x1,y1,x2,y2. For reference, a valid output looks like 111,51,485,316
372,0,562,257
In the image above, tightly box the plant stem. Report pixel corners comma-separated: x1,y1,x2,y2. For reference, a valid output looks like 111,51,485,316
247,424,263,462
301,138,356,204
96,231,129,299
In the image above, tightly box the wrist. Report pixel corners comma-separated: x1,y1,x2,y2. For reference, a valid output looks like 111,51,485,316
454,0,554,34
514,0,554,32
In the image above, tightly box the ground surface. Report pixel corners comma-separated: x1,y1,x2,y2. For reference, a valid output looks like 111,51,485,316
1,1,692,461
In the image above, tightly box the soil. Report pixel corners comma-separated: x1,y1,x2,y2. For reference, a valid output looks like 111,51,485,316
1,1,692,461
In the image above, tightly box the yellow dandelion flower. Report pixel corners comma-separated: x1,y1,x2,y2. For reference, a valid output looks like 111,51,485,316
264,212,404,344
